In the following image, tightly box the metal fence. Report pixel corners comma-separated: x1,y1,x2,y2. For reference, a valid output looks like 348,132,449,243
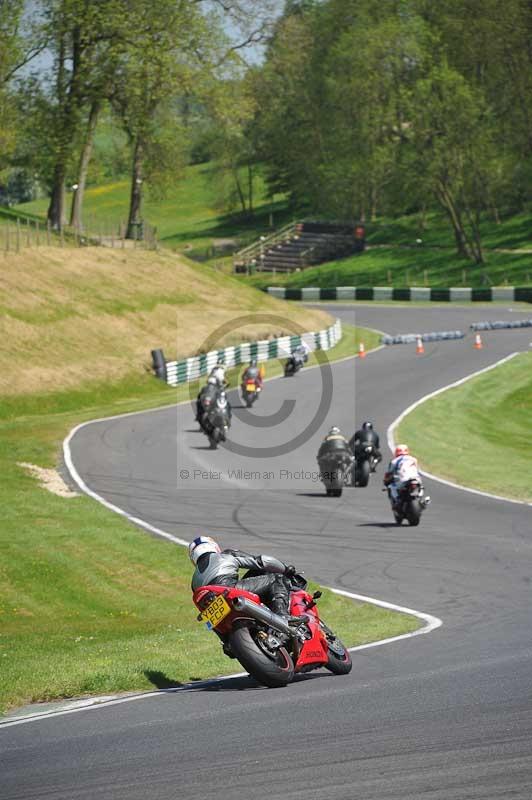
0,214,158,252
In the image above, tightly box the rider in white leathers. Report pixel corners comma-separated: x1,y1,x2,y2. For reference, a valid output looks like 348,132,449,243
383,444,422,506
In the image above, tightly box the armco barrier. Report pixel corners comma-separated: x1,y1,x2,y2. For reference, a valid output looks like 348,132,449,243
160,319,342,386
266,286,532,303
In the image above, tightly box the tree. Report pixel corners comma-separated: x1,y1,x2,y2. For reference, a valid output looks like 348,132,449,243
0,0,44,173
409,62,498,263
44,0,130,229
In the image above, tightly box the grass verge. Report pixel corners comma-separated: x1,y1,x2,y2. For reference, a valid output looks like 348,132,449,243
242,246,532,291
1,323,416,715
398,351,532,503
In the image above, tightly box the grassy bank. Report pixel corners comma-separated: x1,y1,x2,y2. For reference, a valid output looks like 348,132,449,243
0,246,332,397
1,322,410,715
398,352,532,502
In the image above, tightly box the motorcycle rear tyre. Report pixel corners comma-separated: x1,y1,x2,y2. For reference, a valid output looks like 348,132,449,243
229,624,294,688
356,459,370,487
393,509,403,525
406,499,421,526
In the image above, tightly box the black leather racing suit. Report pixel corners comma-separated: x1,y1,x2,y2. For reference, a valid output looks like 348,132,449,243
191,549,292,616
349,429,382,463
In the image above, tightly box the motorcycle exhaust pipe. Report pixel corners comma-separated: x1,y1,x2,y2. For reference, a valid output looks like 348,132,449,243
231,596,293,636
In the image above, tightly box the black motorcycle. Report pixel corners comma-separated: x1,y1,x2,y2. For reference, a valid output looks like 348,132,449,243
351,443,379,487
319,453,354,497
200,394,231,449
284,353,306,377
386,478,431,526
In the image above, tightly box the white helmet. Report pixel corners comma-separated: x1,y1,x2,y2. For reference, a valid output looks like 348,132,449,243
189,536,221,565
329,426,341,435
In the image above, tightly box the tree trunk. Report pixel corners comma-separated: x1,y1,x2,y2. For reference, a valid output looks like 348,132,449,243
47,24,83,231
48,162,67,231
435,180,474,260
127,136,144,239
232,163,247,215
70,99,101,231
247,164,254,215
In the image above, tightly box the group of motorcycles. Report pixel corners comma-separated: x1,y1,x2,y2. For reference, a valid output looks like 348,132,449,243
190,350,432,688
196,349,306,448
318,441,430,527
318,442,378,498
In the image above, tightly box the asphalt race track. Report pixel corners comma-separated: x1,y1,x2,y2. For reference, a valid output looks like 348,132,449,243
2,303,532,799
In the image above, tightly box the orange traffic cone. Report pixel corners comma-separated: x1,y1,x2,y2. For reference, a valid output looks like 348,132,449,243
358,341,366,358
416,336,425,355
473,333,483,350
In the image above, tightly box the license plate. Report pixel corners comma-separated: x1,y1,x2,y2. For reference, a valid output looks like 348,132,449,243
200,595,231,629
246,384,256,391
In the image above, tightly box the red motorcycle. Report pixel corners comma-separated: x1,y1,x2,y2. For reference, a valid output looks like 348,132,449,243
240,377,262,408
193,571,352,688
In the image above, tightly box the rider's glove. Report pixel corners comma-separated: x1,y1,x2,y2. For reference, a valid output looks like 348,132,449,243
284,564,296,578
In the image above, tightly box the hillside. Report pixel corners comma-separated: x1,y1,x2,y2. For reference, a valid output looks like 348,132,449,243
16,163,289,253
0,247,331,397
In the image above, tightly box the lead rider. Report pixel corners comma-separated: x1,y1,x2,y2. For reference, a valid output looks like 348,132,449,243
189,536,303,623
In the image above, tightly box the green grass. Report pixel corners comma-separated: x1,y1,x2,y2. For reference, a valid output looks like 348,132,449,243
242,246,532,291
398,352,532,502
16,163,291,253
13,168,532,288
1,323,413,715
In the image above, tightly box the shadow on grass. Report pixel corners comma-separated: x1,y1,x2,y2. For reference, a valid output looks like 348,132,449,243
160,201,293,246
144,670,184,689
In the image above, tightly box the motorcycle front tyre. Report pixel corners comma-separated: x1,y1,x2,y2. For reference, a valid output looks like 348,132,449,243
320,622,352,675
229,623,294,688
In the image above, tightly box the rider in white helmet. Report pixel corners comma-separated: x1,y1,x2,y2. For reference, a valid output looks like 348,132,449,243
207,360,227,388
189,536,300,621
383,444,424,507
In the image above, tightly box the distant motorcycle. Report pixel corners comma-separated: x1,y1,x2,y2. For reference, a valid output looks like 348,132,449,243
319,452,354,497
284,351,307,377
241,377,261,408
193,570,352,688
351,443,379,487
200,392,231,449
386,478,431,526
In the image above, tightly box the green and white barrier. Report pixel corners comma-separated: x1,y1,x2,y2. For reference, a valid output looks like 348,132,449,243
164,319,342,386
266,286,532,303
